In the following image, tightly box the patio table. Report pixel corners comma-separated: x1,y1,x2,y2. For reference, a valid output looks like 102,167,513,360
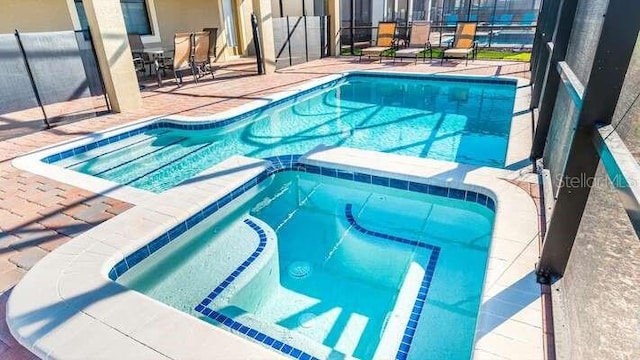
141,48,170,87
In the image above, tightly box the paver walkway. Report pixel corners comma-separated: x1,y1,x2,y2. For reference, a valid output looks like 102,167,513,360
0,56,530,358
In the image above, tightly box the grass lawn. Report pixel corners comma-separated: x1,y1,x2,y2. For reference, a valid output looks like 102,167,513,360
341,48,531,62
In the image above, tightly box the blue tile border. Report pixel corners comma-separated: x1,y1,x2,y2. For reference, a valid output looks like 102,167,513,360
345,204,440,360
41,72,515,165
189,202,440,360
108,155,494,281
349,72,518,85
104,155,492,359
192,219,319,360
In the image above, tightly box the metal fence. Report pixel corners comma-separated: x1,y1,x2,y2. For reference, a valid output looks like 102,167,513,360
0,29,109,139
340,0,540,52
273,16,329,69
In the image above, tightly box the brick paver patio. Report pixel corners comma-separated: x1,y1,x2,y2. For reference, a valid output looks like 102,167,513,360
0,56,530,357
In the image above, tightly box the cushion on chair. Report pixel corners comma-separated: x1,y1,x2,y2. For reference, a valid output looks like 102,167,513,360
444,48,474,57
361,47,389,56
395,48,421,57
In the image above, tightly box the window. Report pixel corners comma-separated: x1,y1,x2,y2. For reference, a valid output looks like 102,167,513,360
74,0,152,35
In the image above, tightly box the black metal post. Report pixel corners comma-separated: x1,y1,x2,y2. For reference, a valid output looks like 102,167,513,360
302,0,309,62
285,17,293,67
530,0,561,89
406,0,411,41
15,29,49,128
279,0,284,17
251,14,264,75
536,0,640,279
86,28,111,113
530,0,577,159
350,0,355,55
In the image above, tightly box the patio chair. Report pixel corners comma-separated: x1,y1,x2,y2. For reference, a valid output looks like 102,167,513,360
394,21,432,64
359,22,397,62
128,34,152,75
202,27,218,58
167,32,197,85
193,31,214,80
442,22,478,66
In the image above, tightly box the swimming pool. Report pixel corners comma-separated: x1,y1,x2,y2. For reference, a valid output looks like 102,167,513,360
42,72,516,193
114,168,494,360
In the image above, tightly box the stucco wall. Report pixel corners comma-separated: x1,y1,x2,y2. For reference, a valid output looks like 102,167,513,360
271,0,315,16
0,0,74,33
154,0,225,57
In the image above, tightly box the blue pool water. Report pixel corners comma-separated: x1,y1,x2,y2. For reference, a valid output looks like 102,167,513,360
116,171,494,359
52,74,516,193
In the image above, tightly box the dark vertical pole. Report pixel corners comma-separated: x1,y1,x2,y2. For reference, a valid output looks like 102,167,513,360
438,6,443,47
350,0,355,55
536,0,640,279
530,0,561,88
279,0,284,17
15,29,49,128
406,0,410,41
466,0,472,21
251,14,264,75
302,0,309,62
86,28,111,113
530,0,577,158
285,16,293,67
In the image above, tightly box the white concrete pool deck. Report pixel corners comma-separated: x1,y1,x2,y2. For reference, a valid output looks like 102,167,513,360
6,148,542,359
5,71,542,359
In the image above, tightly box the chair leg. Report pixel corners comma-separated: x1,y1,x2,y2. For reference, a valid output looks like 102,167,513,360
191,63,198,84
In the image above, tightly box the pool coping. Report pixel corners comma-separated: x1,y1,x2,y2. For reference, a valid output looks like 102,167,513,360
10,71,530,206
6,147,542,359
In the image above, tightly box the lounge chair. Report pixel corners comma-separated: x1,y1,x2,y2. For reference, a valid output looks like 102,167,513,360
359,22,397,62
442,22,478,66
193,31,214,79
394,21,432,64
170,32,197,85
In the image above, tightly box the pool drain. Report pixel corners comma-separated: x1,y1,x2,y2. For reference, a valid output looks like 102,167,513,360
288,261,312,279
298,313,317,328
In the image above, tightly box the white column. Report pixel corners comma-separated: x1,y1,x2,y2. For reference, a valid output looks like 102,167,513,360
82,0,142,112
252,0,276,74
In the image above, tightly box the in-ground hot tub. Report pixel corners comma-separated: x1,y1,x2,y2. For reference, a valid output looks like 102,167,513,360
112,163,495,360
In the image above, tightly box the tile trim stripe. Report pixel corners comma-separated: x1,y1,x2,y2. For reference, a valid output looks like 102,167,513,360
193,219,319,360
351,72,518,85
345,204,441,360
109,155,494,281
